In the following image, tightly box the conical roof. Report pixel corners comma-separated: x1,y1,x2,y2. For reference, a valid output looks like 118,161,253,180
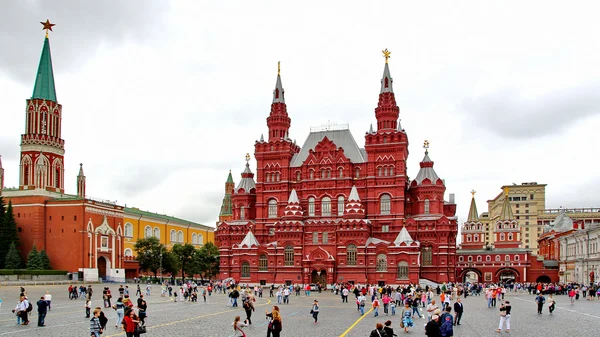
32,36,57,102
235,162,256,194
240,230,259,247
283,189,303,217
499,187,514,221
393,226,414,246
344,186,365,217
272,62,285,103
467,192,479,222
78,163,85,177
226,170,234,184
380,62,394,93
414,150,441,185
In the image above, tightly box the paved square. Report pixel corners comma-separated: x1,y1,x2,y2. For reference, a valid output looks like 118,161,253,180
0,284,598,336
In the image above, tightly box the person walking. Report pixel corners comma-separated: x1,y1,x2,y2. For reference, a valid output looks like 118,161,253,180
548,294,556,314
137,295,148,326
358,293,367,315
113,297,125,328
383,320,396,337
426,299,439,322
425,315,441,337
400,302,414,333
232,316,249,337
495,300,511,333
370,322,389,337
453,297,464,325
90,309,103,337
311,300,319,323
36,296,48,327
266,306,282,337
85,298,92,318
242,295,254,324
44,291,52,311
373,297,381,317
535,291,546,314
18,295,30,325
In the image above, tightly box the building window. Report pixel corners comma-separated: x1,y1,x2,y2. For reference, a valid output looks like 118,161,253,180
308,197,315,216
495,255,500,261
459,256,464,262
124,248,133,257
378,167,382,176
240,206,245,220
170,230,176,243
276,172,280,182
505,255,510,261
355,168,360,178
424,199,430,214
268,199,278,218
338,168,343,178
467,235,472,242
259,255,268,271
310,170,314,179
508,233,513,241
197,234,204,245
266,174,270,183
477,255,482,261
530,194,534,200
312,232,319,244
382,225,389,232
376,254,387,271
153,227,160,239
284,245,294,266
421,247,432,266
322,232,328,244
144,226,152,238
515,255,520,261
177,230,184,243
124,223,133,238
192,233,198,244
390,167,394,176
296,172,301,181
241,262,250,278
486,255,491,262
500,233,505,241
337,196,345,215
321,169,326,179
380,194,391,215
397,261,409,280
474,234,479,242
346,244,357,266
321,197,331,216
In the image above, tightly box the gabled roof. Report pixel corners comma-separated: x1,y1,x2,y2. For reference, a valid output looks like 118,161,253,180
544,211,574,233
32,37,57,102
366,237,390,246
240,230,259,247
393,226,414,246
290,128,365,167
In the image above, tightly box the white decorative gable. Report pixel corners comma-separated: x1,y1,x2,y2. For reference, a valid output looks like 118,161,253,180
94,216,116,235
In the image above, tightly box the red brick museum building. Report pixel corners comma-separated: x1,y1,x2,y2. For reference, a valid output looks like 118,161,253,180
215,54,459,286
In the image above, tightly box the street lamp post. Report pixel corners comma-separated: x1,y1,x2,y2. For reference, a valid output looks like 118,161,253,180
160,250,163,284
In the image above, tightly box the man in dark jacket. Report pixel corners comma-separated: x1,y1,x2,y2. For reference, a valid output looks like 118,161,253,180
370,322,388,337
453,298,464,325
36,296,48,326
425,314,441,337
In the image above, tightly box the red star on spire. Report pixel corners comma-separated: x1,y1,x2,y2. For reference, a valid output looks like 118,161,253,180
40,19,55,33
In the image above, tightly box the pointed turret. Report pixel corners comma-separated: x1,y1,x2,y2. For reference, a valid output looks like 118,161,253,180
467,190,479,222
226,170,234,184
239,230,260,247
499,187,514,221
393,226,414,246
235,154,256,194
77,163,86,198
283,189,303,219
219,171,235,222
375,49,400,131
344,186,365,218
266,62,291,141
260,134,264,142
413,143,441,186
32,35,57,102
369,124,374,134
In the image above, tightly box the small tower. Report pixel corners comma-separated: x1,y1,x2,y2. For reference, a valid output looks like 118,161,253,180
266,62,291,141
218,171,235,222
461,190,485,249
77,163,86,198
375,49,400,131
494,187,521,248
408,141,446,215
20,20,65,193
232,154,257,220
0,155,5,193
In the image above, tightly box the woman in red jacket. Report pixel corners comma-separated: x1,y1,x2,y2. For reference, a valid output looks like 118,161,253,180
122,309,140,337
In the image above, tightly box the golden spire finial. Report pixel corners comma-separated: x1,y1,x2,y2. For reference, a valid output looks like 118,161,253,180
277,61,280,76
245,153,251,163
503,186,510,196
382,49,391,64
40,19,55,38
471,189,476,198
423,139,430,154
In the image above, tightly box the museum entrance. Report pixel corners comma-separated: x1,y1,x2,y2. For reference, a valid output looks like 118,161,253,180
498,270,517,283
98,256,109,280
465,271,479,283
536,275,551,283
311,269,327,285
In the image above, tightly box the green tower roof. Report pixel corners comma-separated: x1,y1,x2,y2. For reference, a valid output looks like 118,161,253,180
226,170,234,184
31,37,57,102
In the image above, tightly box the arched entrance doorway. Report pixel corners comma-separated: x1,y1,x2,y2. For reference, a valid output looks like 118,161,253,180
536,275,551,283
465,271,479,283
311,269,327,285
97,256,109,280
497,269,517,283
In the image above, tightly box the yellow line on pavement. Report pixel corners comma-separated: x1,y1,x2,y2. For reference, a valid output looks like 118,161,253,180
339,307,373,337
104,299,272,337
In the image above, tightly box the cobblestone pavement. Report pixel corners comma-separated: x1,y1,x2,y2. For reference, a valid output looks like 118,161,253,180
0,285,599,337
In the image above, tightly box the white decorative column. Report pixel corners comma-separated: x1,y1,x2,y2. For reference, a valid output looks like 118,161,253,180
111,234,116,268
94,233,97,268
88,233,92,268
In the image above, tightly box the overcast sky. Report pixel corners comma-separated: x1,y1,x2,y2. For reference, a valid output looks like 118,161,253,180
1,1,599,228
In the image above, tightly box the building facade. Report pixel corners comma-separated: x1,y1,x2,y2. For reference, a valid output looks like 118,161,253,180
555,222,600,285
215,54,458,286
1,27,214,281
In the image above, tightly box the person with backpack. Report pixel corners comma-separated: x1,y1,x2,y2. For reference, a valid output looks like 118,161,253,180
535,291,546,314
243,294,255,324
369,322,389,337
440,315,454,337
357,293,366,315
18,295,31,325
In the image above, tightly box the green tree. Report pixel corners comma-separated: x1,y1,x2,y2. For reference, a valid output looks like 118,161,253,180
160,249,179,276
27,245,44,270
1,201,20,269
39,249,51,270
0,196,6,268
171,243,196,281
4,242,21,269
133,237,165,278
197,242,220,280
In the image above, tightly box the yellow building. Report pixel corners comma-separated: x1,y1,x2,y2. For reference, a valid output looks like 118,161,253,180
480,182,546,254
122,207,214,278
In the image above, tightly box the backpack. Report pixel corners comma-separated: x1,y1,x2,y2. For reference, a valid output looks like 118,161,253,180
26,302,33,312
360,299,366,306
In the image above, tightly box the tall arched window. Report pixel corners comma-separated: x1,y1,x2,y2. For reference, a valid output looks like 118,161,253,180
170,230,176,243
308,197,315,216
500,233,505,241
322,197,331,216
505,255,510,261
390,167,394,176
321,169,326,179
197,234,204,245
355,168,360,178
266,173,270,183
241,262,250,278
380,194,391,215
268,199,278,218
495,255,501,261
296,171,301,182
240,206,246,220
312,232,319,244
346,244,357,266
378,167,382,176
486,255,491,262
397,261,409,280
338,168,343,178
284,245,294,266
376,254,387,271
309,170,314,180
124,223,133,237
508,233,513,241
474,234,479,242
144,226,152,238
259,255,268,271
337,196,345,215
467,234,472,242
177,230,184,243
192,233,198,244
424,199,430,214
421,247,432,266
153,227,160,239
124,248,133,257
